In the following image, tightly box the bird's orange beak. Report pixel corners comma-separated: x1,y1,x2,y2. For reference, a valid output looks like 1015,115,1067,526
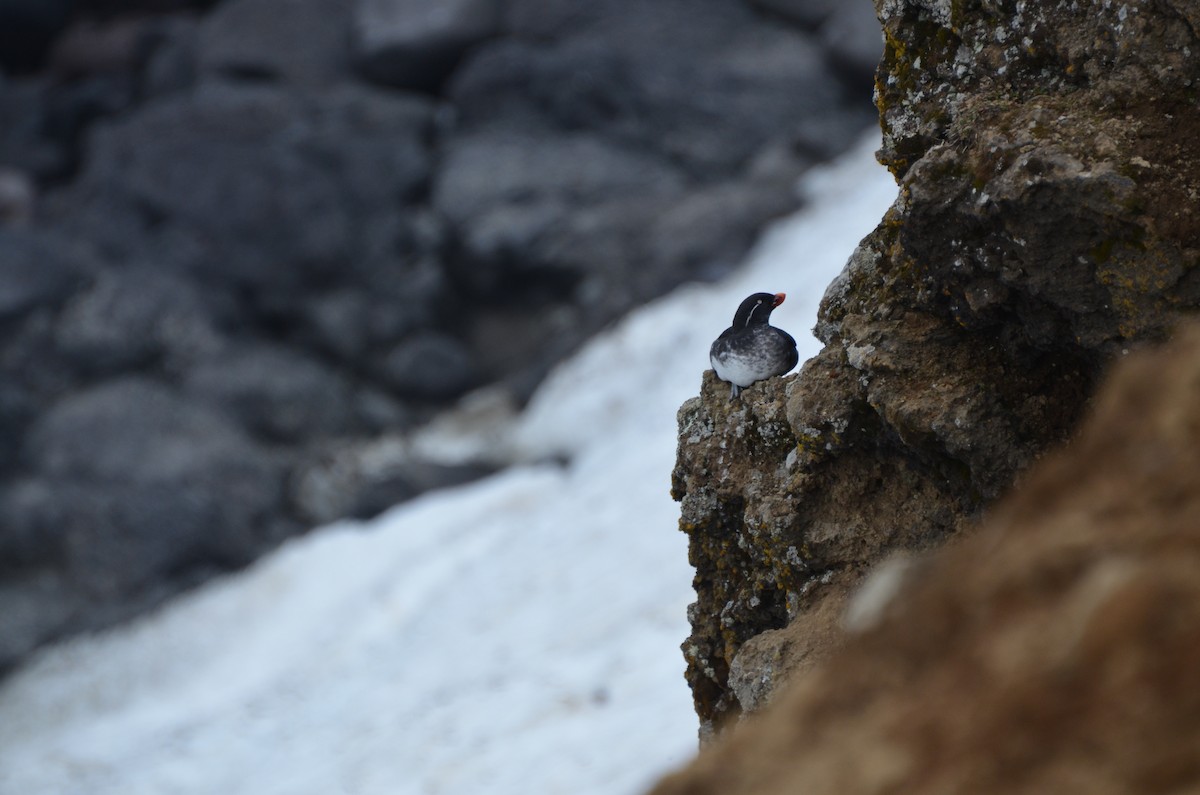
773,292,786,307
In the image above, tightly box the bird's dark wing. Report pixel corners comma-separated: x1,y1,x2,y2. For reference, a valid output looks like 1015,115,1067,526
715,325,738,341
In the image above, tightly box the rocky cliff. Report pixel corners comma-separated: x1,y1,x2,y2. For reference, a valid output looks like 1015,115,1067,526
658,319,1200,794
672,0,1200,738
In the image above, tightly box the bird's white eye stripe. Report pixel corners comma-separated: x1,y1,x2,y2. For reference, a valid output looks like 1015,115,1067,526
744,300,764,326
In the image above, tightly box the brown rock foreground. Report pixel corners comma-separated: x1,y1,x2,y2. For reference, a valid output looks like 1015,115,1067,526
653,323,1200,794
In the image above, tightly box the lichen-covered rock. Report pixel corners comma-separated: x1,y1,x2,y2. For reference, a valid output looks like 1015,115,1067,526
673,0,1200,735
673,373,800,732
675,368,974,736
655,320,1200,794
874,0,1200,349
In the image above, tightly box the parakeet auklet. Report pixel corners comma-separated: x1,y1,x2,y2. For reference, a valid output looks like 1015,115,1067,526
709,292,799,399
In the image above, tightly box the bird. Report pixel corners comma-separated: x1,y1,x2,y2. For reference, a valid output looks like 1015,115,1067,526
709,292,799,399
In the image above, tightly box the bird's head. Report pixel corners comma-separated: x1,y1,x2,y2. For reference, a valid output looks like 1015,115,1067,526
733,292,786,327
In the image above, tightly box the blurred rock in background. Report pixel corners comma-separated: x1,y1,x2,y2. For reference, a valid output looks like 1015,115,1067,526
0,0,882,670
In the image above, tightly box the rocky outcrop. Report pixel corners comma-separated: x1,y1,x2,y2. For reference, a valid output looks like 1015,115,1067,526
673,0,1200,737
655,320,1200,794
0,2,881,671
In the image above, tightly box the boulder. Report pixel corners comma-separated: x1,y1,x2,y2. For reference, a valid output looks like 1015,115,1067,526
182,343,378,443
141,13,200,98
0,377,287,666
378,330,483,401
0,381,35,473
352,0,502,92
433,128,689,293
27,376,278,490
0,167,35,225
451,17,841,176
0,229,94,321
53,266,227,376
197,0,352,86
19,376,287,570
53,81,435,308
0,77,73,180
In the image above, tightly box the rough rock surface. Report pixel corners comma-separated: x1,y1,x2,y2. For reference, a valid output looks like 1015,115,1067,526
352,0,502,92
672,0,1200,737
654,320,1200,794
0,1,882,670
198,0,352,86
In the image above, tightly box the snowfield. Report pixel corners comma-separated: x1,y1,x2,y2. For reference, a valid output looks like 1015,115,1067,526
0,133,897,795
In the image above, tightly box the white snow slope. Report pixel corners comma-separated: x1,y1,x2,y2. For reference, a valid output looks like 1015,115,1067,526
0,133,897,795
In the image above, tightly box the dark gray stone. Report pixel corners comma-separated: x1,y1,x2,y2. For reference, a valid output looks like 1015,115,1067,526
56,82,434,294
28,377,273,484
0,167,35,225
51,70,139,131
142,14,201,97
53,266,227,376
0,229,94,320
378,331,482,401
643,176,801,284
183,343,371,442
0,307,76,403
353,0,502,92
198,0,352,86
0,77,72,179
292,211,449,365
433,130,689,295
745,0,841,30
0,381,35,471
19,377,286,593
0,573,82,674
503,0,751,46
0,373,292,667
434,129,686,225
301,278,440,362
76,479,280,593
449,26,840,176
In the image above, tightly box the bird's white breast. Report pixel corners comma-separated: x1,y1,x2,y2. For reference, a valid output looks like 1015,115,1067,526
710,349,769,388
